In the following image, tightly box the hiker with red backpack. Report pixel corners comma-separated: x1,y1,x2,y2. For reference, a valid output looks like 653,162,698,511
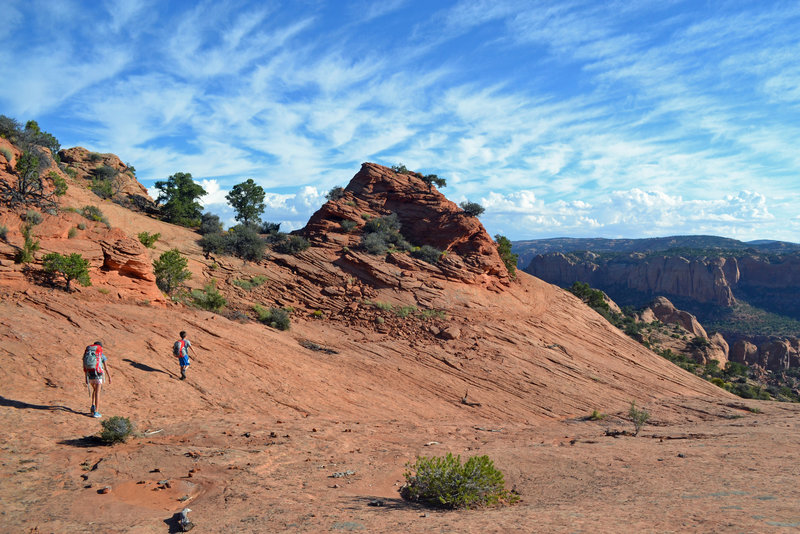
83,341,111,418
173,331,198,380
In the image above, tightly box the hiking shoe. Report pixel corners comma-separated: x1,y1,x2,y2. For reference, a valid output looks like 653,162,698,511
93,412,102,418
90,405,96,414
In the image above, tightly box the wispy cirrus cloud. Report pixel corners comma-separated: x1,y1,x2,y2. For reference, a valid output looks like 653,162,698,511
1,0,798,242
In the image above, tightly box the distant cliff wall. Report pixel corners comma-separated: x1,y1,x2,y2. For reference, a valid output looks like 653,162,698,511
525,252,799,309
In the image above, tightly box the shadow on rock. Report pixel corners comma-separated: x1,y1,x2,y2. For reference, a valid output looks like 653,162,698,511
346,495,426,512
123,358,171,376
58,435,106,448
0,395,84,416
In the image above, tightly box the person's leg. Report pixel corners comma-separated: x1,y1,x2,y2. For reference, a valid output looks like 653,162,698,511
92,382,102,414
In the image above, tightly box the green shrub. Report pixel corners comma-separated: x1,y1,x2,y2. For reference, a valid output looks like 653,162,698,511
99,415,135,444
273,234,310,255
0,225,7,241
395,305,417,318
260,221,281,234
24,210,43,225
459,201,485,217
361,213,411,255
312,310,324,318
88,152,102,162
0,147,11,161
226,224,266,261
326,186,345,201
153,249,191,294
588,409,606,421
81,205,107,223
42,252,91,291
198,232,227,255
421,174,447,189
199,212,223,235
64,167,77,179
91,178,113,199
340,219,357,232
373,301,393,311
418,309,446,320
191,280,226,311
391,163,409,174
233,275,267,290
402,453,517,509
48,171,67,196
14,224,39,263
628,401,650,436
253,304,291,330
494,235,518,279
137,231,160,248
411,245,442,264
77,222,86,230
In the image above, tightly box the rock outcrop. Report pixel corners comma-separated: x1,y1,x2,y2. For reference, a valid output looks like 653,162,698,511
58,147,156,212
730,338,800,371
301,162,510,288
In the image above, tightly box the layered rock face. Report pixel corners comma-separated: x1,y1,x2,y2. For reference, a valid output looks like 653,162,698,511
526,251,799,310
730,338,800,371
59,147,156,212
301,162,510,287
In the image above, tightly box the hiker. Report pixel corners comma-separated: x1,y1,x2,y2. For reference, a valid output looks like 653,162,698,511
83,341,111,418
173,331,198,380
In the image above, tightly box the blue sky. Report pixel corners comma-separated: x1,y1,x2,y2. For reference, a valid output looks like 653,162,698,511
2,0,799,242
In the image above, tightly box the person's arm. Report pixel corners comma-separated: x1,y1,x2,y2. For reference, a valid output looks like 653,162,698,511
103,359,111,385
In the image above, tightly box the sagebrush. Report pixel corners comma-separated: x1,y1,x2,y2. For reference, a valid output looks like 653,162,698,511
402,453,517,509
100,415,135,444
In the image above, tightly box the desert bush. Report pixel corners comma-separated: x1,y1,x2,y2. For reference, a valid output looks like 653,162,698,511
628,401,650,436
25,210,43,225
418,309,446,320
88,152,102,162
14,224,39,263
253,304,291,331
0,147,11,161
77,222,86,230
137,231,160,248
459,201,485,217
153,249,191,294
339,219,357,232
233,275,267,290
99,415,135,444
42,252,91,291
64,167,77,179
225,224,266,261
395,305,417,318
260,221,281,234
588,409,606,421
199,212,223,235
80,205,107,223
361,213,411,254
494,235,518,279
411,245,442,264
48,171,67,196
401,453,517,509
0,149,58,210
198,232,226,255
0,225,7,241
191,280,227,311
361,232,389,255
90,177,113,199
326,186,345,201
272,234,310,255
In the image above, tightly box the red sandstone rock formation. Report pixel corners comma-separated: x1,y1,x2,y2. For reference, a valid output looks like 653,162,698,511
301,162,510,287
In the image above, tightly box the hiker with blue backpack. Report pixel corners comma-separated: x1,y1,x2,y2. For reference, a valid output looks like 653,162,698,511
83,341,111,418
173,331,198,380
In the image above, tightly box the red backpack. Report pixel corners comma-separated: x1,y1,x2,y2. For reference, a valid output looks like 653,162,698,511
83,344,103,374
